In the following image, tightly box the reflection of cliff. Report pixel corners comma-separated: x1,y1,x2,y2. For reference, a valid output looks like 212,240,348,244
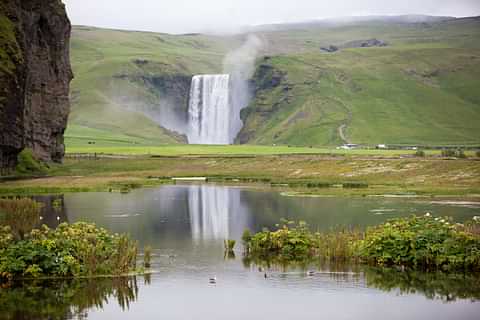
0,0,73,170
32,195,69,228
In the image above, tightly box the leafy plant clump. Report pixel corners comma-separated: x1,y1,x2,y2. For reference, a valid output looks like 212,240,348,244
244,215,480,272
15,149,48,176
415,150,426,157
244,220,361,263
0,222,138,281
357,215,480,271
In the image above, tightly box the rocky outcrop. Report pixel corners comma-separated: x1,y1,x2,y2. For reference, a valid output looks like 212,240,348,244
321,39,387,53
236,60,287,144
0,0,72,172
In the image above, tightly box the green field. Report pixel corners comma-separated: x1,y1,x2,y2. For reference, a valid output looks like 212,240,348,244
67,17,480,148
65,144,476,157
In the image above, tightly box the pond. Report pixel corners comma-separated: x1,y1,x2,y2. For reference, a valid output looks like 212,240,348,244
2,184,480,319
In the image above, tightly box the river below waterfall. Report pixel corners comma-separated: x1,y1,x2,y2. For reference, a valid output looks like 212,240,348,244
2,184,480,319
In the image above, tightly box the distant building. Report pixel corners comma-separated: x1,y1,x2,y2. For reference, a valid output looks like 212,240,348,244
338,144,359,150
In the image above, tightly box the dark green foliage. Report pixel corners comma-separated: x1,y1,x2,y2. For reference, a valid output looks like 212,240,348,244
0,222,138,281
343,182,369,189
476,150,480,158
415,150,426,157
441,149,457,157
306,182,333,188
15,149,48,176
0,198,42,240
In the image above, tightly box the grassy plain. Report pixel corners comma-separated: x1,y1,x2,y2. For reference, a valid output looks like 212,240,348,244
1,151,479,198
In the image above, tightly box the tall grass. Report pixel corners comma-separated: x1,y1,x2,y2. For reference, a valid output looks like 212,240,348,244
0,198,42,240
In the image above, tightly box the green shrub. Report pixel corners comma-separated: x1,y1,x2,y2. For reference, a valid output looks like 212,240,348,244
357,215,480,271
441,149,456,157
476,150,480,158
415,150,426,157
15,149,48,176
0,198,42,240
246,220,316,261
343,182,369,189
0,222,138,280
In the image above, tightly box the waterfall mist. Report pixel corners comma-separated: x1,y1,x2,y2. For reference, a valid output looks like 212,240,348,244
223,35,264,141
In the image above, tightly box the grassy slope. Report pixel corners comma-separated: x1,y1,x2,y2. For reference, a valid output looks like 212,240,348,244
243,18,480,146
68,18,480,148
68,26,238,146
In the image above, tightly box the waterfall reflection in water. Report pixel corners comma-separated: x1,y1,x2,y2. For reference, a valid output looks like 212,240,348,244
188,184,249,242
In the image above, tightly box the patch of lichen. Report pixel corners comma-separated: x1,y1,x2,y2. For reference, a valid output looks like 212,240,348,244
0,3,22,76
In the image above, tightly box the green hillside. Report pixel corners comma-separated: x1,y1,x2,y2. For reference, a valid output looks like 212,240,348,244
68,26,238,146
67,17,480,148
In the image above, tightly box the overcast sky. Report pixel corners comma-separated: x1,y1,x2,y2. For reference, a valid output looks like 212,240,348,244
64,0,480,34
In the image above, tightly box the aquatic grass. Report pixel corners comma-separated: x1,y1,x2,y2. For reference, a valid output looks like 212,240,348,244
224,239,236,252
0,198,42,240
143,245,152,269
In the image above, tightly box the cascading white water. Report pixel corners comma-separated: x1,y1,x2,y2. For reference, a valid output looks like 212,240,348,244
187,74,231,144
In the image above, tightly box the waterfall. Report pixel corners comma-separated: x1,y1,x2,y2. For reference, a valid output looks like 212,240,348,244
187,74,232,144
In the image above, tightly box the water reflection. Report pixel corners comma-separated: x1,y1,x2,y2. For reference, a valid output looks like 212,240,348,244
243,257,480,303
0,276,141,320
16,185,480,319
188,185,249,241
364,268,480,302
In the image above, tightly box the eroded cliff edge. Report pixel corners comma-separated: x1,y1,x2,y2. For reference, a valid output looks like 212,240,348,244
0,0,72,171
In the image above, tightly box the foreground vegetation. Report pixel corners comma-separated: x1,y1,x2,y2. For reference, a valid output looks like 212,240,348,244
243,215,480,272
0,199,138,281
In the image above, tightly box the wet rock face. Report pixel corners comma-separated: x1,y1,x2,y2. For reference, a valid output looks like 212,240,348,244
0,0,72,171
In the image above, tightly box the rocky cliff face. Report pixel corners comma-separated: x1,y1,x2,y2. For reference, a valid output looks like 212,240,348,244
0,0,72,172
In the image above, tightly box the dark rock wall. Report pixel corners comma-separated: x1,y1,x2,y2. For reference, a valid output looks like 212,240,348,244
0,0,72,171
236,61,286,144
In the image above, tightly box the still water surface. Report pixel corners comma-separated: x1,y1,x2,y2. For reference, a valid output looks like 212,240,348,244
3,184,480,319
